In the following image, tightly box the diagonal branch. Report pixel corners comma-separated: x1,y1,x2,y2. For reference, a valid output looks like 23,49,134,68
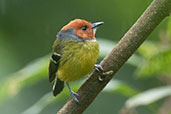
58,0,171,114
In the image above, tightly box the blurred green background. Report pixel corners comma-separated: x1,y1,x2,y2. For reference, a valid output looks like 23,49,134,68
0,0,171,114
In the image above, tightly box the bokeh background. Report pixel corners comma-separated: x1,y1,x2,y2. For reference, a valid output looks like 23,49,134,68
0,0,171,114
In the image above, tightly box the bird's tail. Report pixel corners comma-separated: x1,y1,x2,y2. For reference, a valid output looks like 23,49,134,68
52,77,64,96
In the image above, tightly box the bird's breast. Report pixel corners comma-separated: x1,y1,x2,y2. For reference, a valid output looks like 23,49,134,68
57,40,99,82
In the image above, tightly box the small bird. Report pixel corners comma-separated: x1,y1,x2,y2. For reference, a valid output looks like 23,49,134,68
49,19,104,102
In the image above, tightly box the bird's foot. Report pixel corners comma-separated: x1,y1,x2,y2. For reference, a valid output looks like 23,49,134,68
94,64,114,82
94,64,105,81
66,83,79,103
70,90,79,103
94,64,104,73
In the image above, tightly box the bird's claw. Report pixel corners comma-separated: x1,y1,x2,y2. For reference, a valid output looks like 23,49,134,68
66,83,79,103
94,64,114,82
94,64,104,73
73,91,79,96
70,91,79,103
94,64,105,81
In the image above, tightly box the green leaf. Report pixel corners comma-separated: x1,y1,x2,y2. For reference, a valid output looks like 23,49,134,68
168,17,171,39
20,82,81,114
104,80,138,97
125,86,171,108
138,41,160,59
137,49,171,77
0,55,49,102
21,80,137,114
20,92,54,114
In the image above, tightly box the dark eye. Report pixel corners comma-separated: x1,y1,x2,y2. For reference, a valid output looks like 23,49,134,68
81,26,87,31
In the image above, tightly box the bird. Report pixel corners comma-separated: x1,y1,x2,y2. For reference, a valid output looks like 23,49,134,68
48,19,104,102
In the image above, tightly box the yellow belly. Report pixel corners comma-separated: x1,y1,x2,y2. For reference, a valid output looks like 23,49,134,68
57,41,99,82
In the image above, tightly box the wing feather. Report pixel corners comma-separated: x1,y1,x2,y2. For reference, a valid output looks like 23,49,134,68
48,52,61,82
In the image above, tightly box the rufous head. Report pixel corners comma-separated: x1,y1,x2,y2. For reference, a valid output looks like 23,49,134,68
60,19,104,40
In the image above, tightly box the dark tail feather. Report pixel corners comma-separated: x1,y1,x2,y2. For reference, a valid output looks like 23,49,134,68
53,78,64,96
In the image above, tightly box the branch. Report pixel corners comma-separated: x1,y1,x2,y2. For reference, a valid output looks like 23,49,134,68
58,0,171,113
159,96,171,114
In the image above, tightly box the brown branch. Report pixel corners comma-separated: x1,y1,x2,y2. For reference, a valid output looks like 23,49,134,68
58,0,171,114
158,76,171,114
158,96,171,114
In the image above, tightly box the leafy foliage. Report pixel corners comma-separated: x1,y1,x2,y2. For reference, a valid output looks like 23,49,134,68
168,17,171,39
138,48,171,77
0,55,49,102
125,86,171,108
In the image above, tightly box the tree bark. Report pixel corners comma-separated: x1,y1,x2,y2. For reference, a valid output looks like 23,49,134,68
58,0,171,113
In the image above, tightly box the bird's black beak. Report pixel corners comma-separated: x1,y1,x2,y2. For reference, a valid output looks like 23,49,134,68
92,22,104,29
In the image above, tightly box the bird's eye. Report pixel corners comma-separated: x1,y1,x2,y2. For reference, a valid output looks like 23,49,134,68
81,26,87,31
